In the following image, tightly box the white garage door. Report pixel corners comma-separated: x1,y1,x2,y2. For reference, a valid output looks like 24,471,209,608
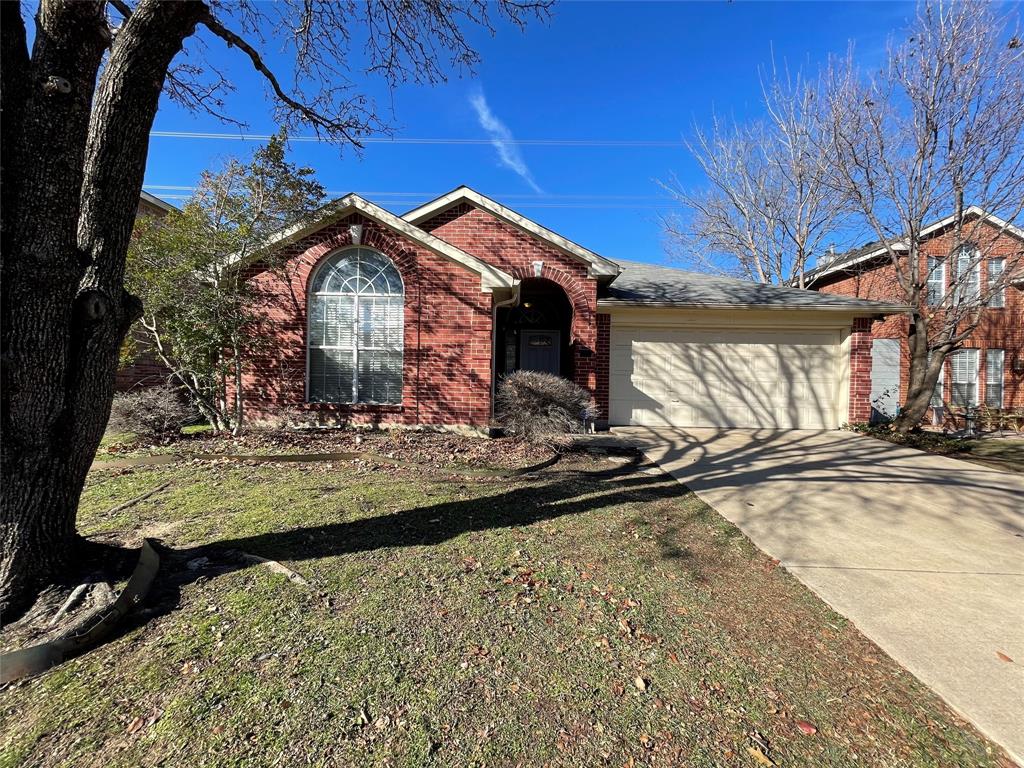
610,326,841,429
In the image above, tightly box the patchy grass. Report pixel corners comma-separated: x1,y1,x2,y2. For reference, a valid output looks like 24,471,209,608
0,450,1006,768
848,423,1024,472
958,438,1024,471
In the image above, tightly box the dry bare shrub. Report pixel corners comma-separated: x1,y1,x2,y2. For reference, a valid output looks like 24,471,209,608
108,385,196,441
495,371,597,442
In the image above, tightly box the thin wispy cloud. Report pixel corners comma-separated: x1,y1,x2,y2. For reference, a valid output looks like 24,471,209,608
469,90,543,193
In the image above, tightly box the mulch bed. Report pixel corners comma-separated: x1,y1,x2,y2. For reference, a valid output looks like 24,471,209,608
101,429,556,471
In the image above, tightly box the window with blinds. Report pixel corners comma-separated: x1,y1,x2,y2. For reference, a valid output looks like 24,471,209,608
988,259,1006,308
986,349,1005,408
951,246,981,305
949,349,979,408
307,247,404,404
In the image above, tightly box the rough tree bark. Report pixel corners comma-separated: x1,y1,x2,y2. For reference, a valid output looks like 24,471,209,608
2,0,548,619
1,0,208,617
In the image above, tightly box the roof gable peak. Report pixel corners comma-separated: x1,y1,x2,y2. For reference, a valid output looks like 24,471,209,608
402,186,620,278
227,191,515,292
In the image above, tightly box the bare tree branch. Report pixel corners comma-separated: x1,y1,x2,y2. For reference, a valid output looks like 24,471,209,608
826,0,1024,432
663,63,850,287
200,9,368,146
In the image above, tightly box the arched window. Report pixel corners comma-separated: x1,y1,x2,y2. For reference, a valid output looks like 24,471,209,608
307,247,404,404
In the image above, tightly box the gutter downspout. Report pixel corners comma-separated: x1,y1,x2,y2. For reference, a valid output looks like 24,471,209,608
490,285,521,428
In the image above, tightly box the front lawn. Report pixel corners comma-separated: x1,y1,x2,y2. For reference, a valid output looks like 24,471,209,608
0,439,1005,767
848,423,1024,473
959,437,1024,471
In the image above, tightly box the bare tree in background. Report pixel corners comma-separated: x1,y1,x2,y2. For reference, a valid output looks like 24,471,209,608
825,0,1024,433
663,65,848,287
0,0,550,618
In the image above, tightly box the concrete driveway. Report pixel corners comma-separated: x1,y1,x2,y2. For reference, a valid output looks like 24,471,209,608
616,427,1024,763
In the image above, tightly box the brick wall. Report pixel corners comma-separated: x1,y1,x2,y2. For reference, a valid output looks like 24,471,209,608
239,213,494,428
594,314,611,426
115,329,171,391
419,204,602,410
817,222,1024,413
848,317,874,423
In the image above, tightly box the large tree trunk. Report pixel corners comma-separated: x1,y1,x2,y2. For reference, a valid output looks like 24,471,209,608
1,0,206,619
891,311,946,433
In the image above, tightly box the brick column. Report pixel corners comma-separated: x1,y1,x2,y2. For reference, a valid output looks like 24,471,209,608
594,314,611,429
848,317,873,424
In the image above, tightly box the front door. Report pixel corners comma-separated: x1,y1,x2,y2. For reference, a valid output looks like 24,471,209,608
519,330,561,375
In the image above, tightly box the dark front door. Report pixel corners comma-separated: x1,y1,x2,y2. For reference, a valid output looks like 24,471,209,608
519,330,561,375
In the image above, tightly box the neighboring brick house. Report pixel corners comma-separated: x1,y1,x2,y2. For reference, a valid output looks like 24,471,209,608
805,208,1024,424
115,192,178,391
233,186,904,431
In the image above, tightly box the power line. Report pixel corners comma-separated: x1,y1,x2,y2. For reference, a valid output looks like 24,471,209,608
149,130,683,148
142,184,672,202
148,195,675,210
146,193,674,210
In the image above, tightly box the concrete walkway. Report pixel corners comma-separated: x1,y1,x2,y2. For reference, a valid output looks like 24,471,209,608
616,427,1024,764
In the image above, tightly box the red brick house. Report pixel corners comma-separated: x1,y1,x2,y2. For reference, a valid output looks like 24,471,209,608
232,186,903,431
805,208,1024,424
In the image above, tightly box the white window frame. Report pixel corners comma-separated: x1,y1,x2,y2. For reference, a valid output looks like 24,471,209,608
949,348,980,408
306,247,404,405
952,246,981,305
926,256,946,306
986,349,1005,409
987,258,1006,308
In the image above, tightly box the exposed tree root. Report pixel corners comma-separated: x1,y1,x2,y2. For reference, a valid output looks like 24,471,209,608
235,551,310,587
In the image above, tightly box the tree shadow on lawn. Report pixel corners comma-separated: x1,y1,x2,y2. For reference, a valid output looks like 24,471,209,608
114,461,692,639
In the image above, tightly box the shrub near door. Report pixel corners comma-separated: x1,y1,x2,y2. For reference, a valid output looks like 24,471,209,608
495,371,597,442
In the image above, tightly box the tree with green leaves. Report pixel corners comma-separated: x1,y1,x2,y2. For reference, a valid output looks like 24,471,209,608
128,135,324,433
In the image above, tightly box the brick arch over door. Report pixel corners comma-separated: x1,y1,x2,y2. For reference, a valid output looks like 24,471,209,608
507,264,594,346
505,263,599,399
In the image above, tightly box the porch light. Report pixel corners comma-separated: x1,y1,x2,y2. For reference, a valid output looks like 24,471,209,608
349,223,364,245
1013,355,1024,375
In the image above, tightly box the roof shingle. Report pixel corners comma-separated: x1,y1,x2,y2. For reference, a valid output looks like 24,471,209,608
602,260,907,312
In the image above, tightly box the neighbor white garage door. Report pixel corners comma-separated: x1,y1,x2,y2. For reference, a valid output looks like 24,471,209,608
609,326,841,429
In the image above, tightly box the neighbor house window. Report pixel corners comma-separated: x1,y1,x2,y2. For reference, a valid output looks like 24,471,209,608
926,257,946,306
307,247,404,404
986,349,1005,408
949,348,979,408
988,258,1006,308
952,246,981,305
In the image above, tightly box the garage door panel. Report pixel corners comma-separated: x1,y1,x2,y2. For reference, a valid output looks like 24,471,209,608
610,325,840,429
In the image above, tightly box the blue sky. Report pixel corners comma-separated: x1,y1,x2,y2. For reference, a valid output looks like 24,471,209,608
144,1,920,265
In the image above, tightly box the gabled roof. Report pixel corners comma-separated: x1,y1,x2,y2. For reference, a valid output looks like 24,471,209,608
805,206,1024,286
600,260,908,314
139,190,178,213
228,193,516,292
402,186,621,278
